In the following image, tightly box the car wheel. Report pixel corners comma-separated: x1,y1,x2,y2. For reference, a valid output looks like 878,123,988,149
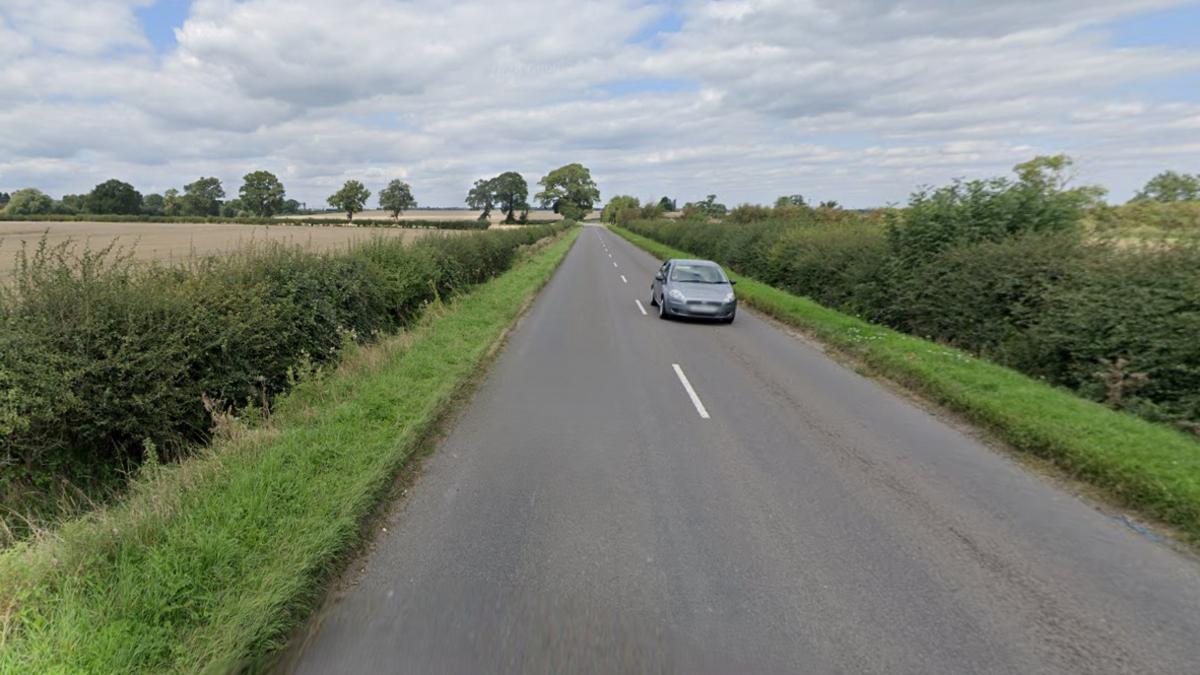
649,287,658,307
658,296,669,320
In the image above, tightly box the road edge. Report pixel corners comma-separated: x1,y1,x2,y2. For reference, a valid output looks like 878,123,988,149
268,227,584,673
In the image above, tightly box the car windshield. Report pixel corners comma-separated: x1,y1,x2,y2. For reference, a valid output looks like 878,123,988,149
670,264,728,284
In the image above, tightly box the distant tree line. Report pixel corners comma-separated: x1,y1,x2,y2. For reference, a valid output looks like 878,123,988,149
1,163,609,226
461,164,601,223
1130,170,1200,203
8,165,1192,224
323,163,603,224
0,172,306,219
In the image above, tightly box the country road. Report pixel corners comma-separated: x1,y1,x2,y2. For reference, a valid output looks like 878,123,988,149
285,224,1200,674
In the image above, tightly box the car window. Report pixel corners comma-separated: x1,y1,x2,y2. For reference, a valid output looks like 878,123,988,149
670,264,727,283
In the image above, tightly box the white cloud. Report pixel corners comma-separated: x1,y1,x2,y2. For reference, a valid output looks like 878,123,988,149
0,12,34,63
0,0,1197,208
0,0,153,55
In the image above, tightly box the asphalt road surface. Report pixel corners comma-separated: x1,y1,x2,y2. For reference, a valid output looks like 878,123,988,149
286,225,1200,675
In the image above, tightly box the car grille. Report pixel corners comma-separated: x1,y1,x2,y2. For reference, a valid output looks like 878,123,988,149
686,300,723,306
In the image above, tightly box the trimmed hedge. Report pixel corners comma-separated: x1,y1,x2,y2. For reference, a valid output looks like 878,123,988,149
0,224,566,534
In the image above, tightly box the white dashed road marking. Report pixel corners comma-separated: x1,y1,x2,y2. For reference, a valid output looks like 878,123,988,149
673,364,711,419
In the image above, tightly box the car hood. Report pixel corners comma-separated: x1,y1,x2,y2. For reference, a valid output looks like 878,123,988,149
672,282,733,300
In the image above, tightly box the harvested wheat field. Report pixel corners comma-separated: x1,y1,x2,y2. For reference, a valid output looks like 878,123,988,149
277,209,599,222
0,221,446,275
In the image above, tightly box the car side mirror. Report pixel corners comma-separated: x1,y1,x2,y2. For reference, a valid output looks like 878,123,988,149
654,273,664,281
730,279,738,285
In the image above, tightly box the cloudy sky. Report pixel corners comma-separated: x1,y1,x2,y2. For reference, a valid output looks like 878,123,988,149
1,0,1198,209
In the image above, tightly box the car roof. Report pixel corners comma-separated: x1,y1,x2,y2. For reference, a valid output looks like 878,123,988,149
669,259,721,267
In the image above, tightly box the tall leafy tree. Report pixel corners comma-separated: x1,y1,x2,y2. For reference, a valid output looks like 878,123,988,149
772,194,813,217
49,199,78,216
691,194,727,217
466,178,496,220
2,188,53,215
220,198,245,218
142,193,165,216
1015,154,1107,207
1132,170,1200,203
163,188,182,217
85,179,143,215
239,171,287,217
535,163,600,221
491,172,530,223
467,173,531,223
182,177,225,217
657,196,677,212
378,179,417,221
601,195,640,223
0,192,10,208
58,194,87,213
1014,154,1076,192
328,180,371,221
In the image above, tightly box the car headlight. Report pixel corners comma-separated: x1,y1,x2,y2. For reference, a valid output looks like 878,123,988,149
724,292,736,303
668,289,685,301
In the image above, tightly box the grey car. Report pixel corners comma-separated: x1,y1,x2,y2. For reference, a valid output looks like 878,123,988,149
649,259,738,323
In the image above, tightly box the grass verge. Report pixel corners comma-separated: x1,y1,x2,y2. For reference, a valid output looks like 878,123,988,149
611,226,1200,543
0,227,581,674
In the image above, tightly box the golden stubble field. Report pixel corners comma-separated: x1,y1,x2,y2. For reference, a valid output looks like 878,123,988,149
0,221,447,276
277,209,597,223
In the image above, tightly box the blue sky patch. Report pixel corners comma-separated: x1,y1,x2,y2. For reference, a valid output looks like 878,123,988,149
1113,72,1200,103
1106,2,1200,49
631,4,684,49
136,0,193,52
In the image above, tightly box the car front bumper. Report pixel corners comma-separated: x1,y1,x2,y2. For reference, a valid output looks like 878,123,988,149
665,298,737,319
